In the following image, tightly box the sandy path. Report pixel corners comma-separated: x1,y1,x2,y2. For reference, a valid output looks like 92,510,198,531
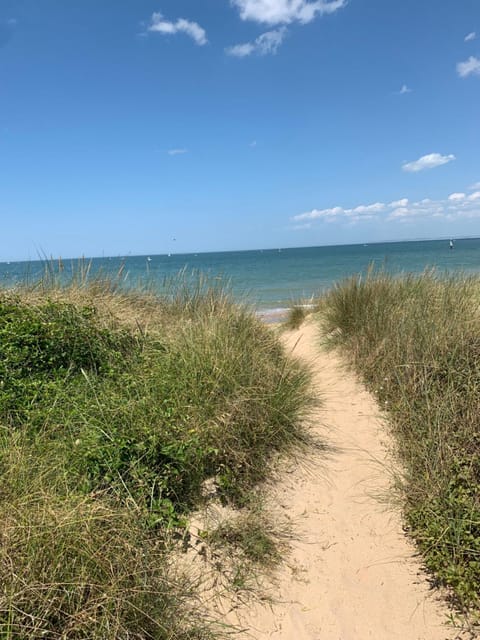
222,321,463,639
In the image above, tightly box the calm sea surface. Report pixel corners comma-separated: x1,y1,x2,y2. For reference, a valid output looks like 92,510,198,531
2,239,480,318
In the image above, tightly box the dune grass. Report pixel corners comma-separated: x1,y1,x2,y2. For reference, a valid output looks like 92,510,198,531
320,270,480,611
0,270,313,638
284,304,310,330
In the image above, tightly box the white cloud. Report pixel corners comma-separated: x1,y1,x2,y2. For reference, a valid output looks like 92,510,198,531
230,0,346,25
293,202,386,222
457,56,480,78
147,12,207,45
470,182,480,190
389,198,409,208
227,42,255,57
389,207,410,220
226,27,287,56
291,186,480,228
402,153,455,173
293,206,343,221
168,148,188,155
351,202,386,214
398,84,412,94
465,32,476,42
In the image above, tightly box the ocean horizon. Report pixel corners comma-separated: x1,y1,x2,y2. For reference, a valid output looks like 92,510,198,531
2,237,480,319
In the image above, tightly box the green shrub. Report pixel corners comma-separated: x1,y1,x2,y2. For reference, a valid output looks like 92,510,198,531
0,297,135,376
0,296,138,426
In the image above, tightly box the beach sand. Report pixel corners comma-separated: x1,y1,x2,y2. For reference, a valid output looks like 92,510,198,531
205,319,469,639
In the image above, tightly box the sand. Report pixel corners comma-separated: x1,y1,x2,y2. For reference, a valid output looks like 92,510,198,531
215,320,469,639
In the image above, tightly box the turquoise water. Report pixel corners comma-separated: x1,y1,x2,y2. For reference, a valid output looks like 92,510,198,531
1,239,480,318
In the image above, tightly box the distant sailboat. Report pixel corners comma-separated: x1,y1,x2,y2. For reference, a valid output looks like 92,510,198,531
147,256,152,262
449,240,454,250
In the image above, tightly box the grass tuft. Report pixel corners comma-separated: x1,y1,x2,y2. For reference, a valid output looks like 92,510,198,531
284,304,309,330
209,510,283,567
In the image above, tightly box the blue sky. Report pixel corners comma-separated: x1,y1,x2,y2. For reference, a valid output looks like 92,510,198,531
0,0,479,260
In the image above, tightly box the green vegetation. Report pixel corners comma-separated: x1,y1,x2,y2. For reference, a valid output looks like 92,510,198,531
320,270,480,611
204,507,287,595
0,274,312,638
209,509,283,567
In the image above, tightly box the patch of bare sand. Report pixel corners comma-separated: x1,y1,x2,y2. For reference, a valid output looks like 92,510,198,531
206,320,471,639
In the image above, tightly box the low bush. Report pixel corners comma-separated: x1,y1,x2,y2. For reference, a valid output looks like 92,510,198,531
0,296,138,425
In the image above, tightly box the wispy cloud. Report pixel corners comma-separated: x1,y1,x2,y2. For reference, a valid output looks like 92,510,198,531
402,152,455,173
465,31,476,42
168,148,188,156
457,56,480,78
291,188,480,226
470,181,480,190
293,201,388,224
146,12,207,46
249,140,258,147
230,0,346,26
226,27,287,57
398,84,412,94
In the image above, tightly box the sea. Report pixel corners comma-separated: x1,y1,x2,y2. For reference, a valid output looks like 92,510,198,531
1,238,480,322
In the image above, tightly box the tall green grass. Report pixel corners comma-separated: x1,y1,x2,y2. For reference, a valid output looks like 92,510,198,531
320,270,480,610
0,273,313,638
